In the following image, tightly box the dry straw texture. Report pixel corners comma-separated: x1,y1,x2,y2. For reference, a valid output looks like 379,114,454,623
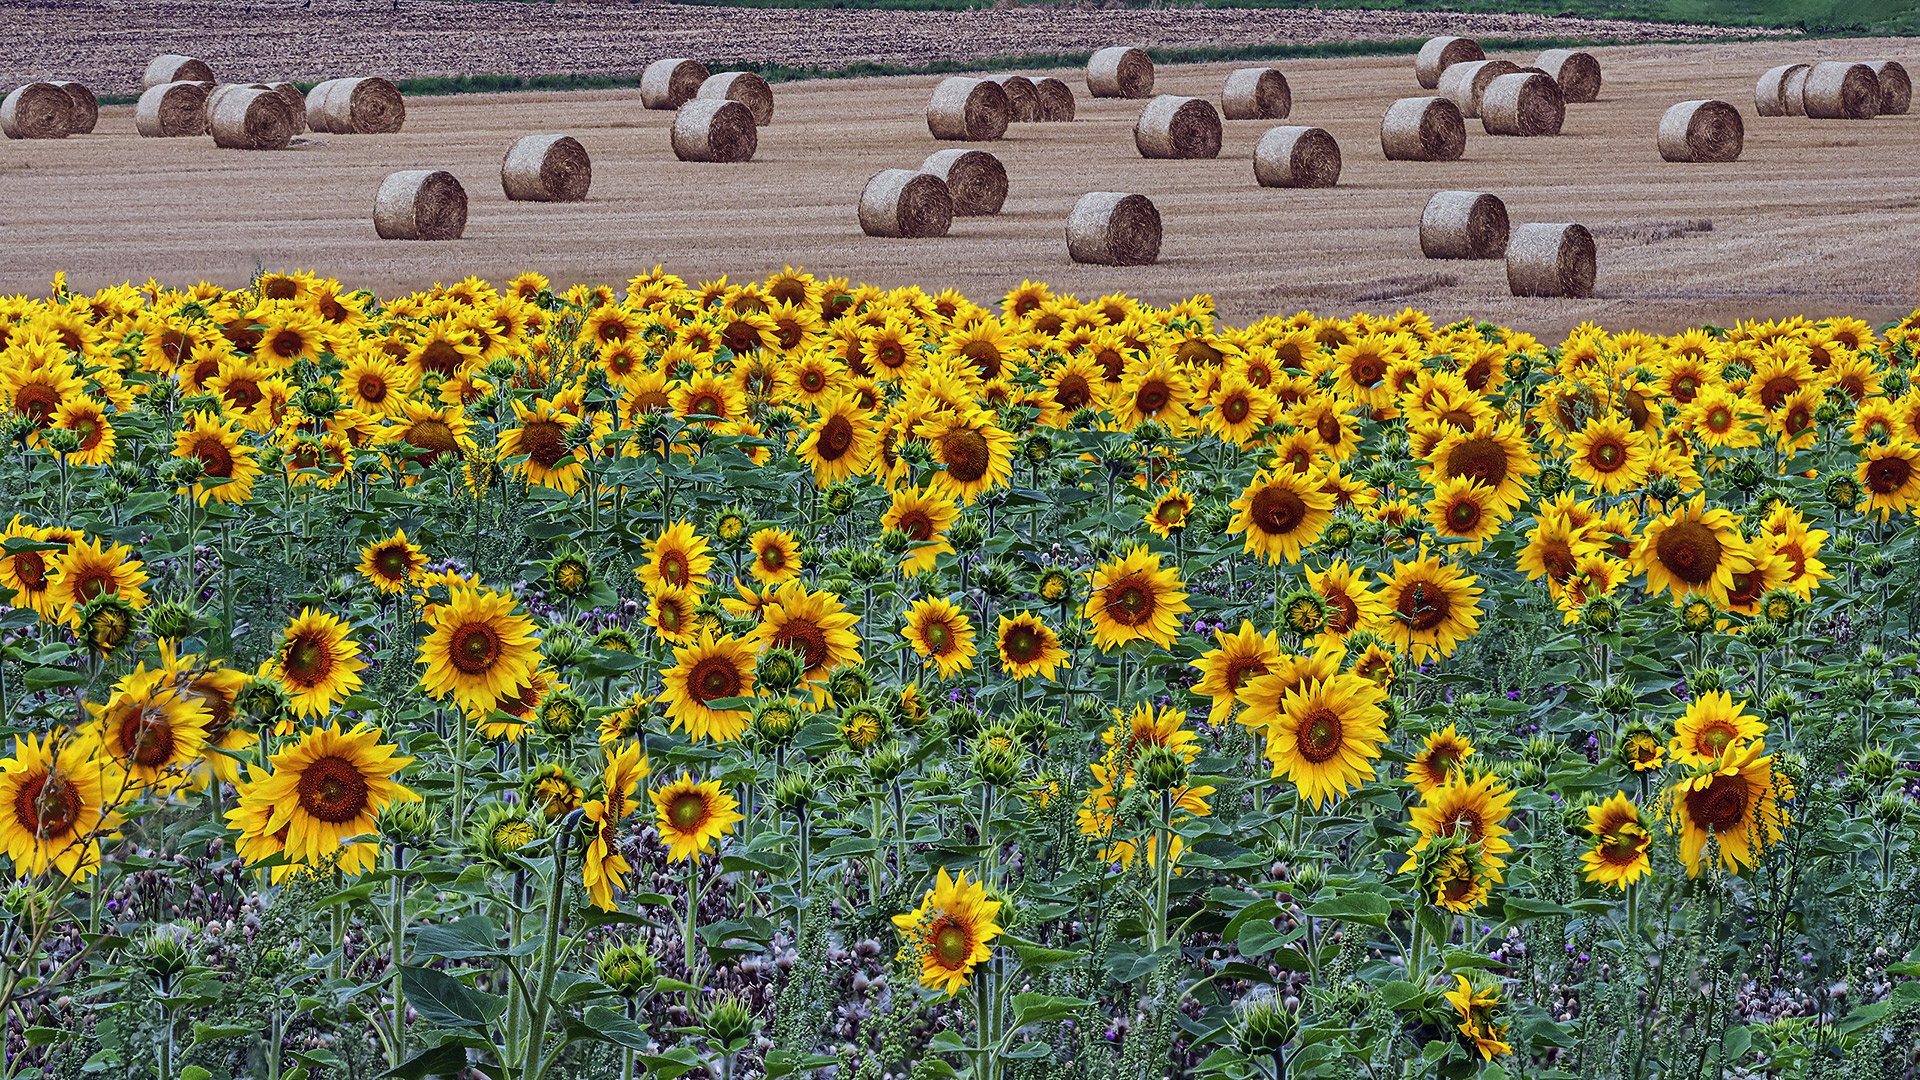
927,77,1010,142
1481,72,1565,136
1506,222,1595,297
641,58,710,110
698,72,774,127
143,54,213,91
671,99,758,162
1222,67,1290,120
859,169,952,239
269,82,307,133
1534,49,1602,103
986,75,1040,123
1420,190,1509,259
1438,59,1520,119
135,81,210,138
1869,61,1911,115
1034,77,1076,121
1783,65,1812,116
1134,95,1222,159
307,78,405,135
1067,191,1161,265
1381,96,1466,161
1087,47,1154,99
374,170,468,241
1,83,72,140
50,82,97,135
1253,125,1341,187
1803,61,1881,120
1755,63,1809,116
1415,37,1483,90
1658,99,1743,163
210,87,296,151
920,148,1007,217
502,134,593,201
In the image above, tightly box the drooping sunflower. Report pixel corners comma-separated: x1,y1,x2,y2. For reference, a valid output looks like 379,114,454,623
1083,546,1191,653
649,773,745,861
883,485,959,576
85,666,214,790
418,587,542,713
274,608,367,718
748,527,803,585
637,520,715,599
797,392,877,486
891,867,1004,995
1668,742,1793,877
1376,554,1483,661
1262,673,1388,808
1189,620,1281,725
659,632,757,743
917,408,1014,505
384,399,472,470
1229,469,1335,565
1444,976,1513,1062
1401,771,1516,881
1856,441,1920,518
1404,724,1476,793
238,722,417,871
1580,791,1653,889
0,732,116,881
749,581,863,691
1635,494,1753,606
46,535,150,622
357,528,426,594
995,611,1069,682
902,596,977,679
579,798,632,912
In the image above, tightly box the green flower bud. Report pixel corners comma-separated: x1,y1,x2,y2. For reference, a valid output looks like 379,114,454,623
1237,996,1298,1057
754,646,805,695
596,940,657,998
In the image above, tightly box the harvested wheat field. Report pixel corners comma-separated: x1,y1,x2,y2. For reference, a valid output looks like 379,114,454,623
1,34,1915,333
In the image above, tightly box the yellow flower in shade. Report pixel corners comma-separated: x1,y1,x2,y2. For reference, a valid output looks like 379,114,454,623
232,722,417,875
1376,554,1483,662
600,740,650,822
1581,792,1653,890
274,608,367,718
1424,475,1505,550
47,535,149,623
883,486,959,576
0,733,116,881
1670,690,1766,766
748,527,803,585
649,773,744,862
172,410,260,505
1635,494,1753,607
1444,976,1512,1061
1404,724,1475,793
357,528,426,594
659,632,757,743
995,611,1069,682
418,587,541,713
1856,442,1920,518
0,517,60,620
1261,673,1388,808
1668,742,1793,877
638,520,714,598
1623,730,1666,772
1515,514,1604,590
902,596,977,679
891,868,1004,995
1083,546,1191,652
1567,415,1653,495
1229,469,1334,565
797,392,877,486
1431,850,1491,913
645,586,699,645
1145,486,1194,538
917,408,1014,505
749,581,862,692
85,665,212,790
580,798,632,911
1402,772,1516,881
1189,620,1281,725
498,396,583,494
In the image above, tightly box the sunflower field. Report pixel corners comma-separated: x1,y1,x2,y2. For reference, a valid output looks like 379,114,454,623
2,267,1920,1080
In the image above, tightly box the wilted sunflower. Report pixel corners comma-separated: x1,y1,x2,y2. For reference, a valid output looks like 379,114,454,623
0,733,116,880
580,798,632,911
1376,554,1483,661
1262,673,1388,808
418,587,541,713
659,632,757,742
749,581,862,694
1635,494,1753,606
274,608,367,718
917,408,1014,505
356,528,426,594
1668,742,1793,877
902,596,977,679
995,611,1069,682
1401,771,1516,881
1404,724,1475,793
891,868,1004,995
638,520,715,598
1189,620,1281,725
1083,546,1191,652
1580,792,1653,889
237,722,417,872
649,773,745,862
748,527,803,585
1229,470,1335,565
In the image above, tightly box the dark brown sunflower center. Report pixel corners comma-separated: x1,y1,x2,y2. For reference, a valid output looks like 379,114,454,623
417,340,464,376
1655,522,1723,585
1443,810,1484,843
800,368,826,392
15,771,81,838
1758,375,1797,412
941,429,991,484
1134,380,1171,415
1349,357,1384,386
818,414,855,459
193,683,234,736
284,633,332,685
1700,724,1735,754
898,511,934,542
759,544,786,571
773,622,829,672
1004,625,1041,662
520,420,569,469
1298,709,1344,763
1251,486,1307,536
1685,774,1750,832
189,433,236,478
691,656,741,703
1867,455,1913,495
450,623,503,675
1445,436,1509,489
1106,579,1154,627
269,330,306,360
1055,375,1092,411
13,552,46,589
1673,375,1700,401
1591,440,1624,470
296,755,370,823
1447,500,1481,531
117,709,175,768
1225,657,1268,692
1427,746,1461,775
1220,394,1250,424
1601,834,1644,864
374,546,410,580
403,419,457,463
1396,580,1451,632
71,569,111,602
222,379,263,411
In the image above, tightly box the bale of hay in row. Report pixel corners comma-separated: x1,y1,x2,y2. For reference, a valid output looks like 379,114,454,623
1034,77,1076,121
1135,95,1221,159
860,169,953,239
1417,38,1600,102
1416,37,1483,90
137,81,210,137
928,77,1010,142
503,134,592,201
1508,222,1595,298
1438,59,1519,119
1533,49,1601,103
1870,60,1912,114
144,53,214,90
54,82,97,134
1382,96,1465,161
307,77,404,134
1223,66,1289,120
642,58,708,110
210,87,296,150
1,82,73,139
1420,191,1508,260
1758,60,1907,117
1659,99,1742,162
215,83,306,132
672,99,757,162
1482,73,1564,136
1088,46,1153,99
856,176,1161,266
376,170,467,241
921,148,1006,216
1068,192,1160,265
1755,63,1811,116
1255,125,1340,188
698,71,773,126
987,75,1039,122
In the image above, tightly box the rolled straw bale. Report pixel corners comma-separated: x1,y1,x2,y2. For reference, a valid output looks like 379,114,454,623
1,83,72,140
50,82,97,134
1134,95,1222,159
374,170,467,241
210,87,295,150
502,134,592,201
696,71,773,126
1480,72,1564,136
1869,61,1911,115
1657,99,1743,162
1420,191,1509,259
858,169,952,239
135,81,209,137
1755,63,1808,116
268,82,307,132
641,58,709,110
1067,192,1160,266
1783,65,1812,116
1034,77,1076,121
144,54,213,90
1222,66,1290,120
1381,96,1466,161
920,148,1006,216
670,99,757,162
1437,59,1520,119
1802,61,1880,119
308,77,405,134
205,83,272,124
927,77,1010,142
1415,37,1483,90
1087,46,1153,99
1253,125,1340,187
986,75,1040,122
1533,48,1601,103
304,79,341,131
1506,222,1595,298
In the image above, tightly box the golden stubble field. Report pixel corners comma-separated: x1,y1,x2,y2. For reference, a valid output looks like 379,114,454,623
1,35,1916,333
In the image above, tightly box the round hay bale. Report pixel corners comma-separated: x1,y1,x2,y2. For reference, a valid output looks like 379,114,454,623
641,58,709,110
986,75,1040,122
1067,192,1160,266
205,82,272,125
1420,191,1509,259
49,81,97,134
1657,99,1743,162
858,169,952,239
269,82,307,132
1803,61,1880,119
1783,64,1812,116
1755,63,1809,116
1087,46,1153,99
927,77,1010,142
1415,36,1483,90
696,71,773,126
502,133,592,201
1381,96,1466,161
1506,222,1595,298
1,83,72,140
920,148,1006,216
1254,125,1341,187
143,54,213,90
304,79,342,132
1480,72,1564,136
1533,48,1601,103
670,98,758,162
309,77,405,134
374,170,468,241
210,87,295,150
135,81,209,138
1437,59,1521,119
1869,60,1911,115
1134,95,1222,159
1222,66,1290,120
1034,77,1076,121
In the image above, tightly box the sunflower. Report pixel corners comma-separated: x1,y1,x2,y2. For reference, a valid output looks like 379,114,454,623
274,608,367,718
338,351,416,416
1424,475,1505,550
1426,421,1538,512
1189,620,1281,724
235,722,417,872
748,527,803,585
1856,441,1920,518
797,392,877,486
902,596,978,679
47,535,150,621
0,733,116,881
0,517,60,619
1205,371,1272,446
357,528,426,594
649,773,745,861
1405,724,1475,793
498,396,584,494
48,396,116,467
1376,554,1482,661
418,587,542,713
749,581,863,692
1581,792,1653,889
1229,469,1335,565
638,520,715,598
659,632,756,742
1759,504,1830,599
995,611,1069,682
579,799,632,912
1401,771,1516,881
1114,358,1192,431
85,666,214,790
917,409,1014,505
1635,494,1753,606
1306,559,1386,644
1083,546,1191,652
883,486,959,576
1668,742,1793,877
1145,486,1194,538
891,868,1004,995
1445,976,1512,1062
1260,673,1388,807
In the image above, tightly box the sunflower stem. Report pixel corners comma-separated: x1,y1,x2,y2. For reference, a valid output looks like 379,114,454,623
522,813,578,1080
683,855,702,978
388,845,407,1069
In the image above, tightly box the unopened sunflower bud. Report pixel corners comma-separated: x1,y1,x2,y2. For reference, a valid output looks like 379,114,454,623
596,940,657,998
1237,995,1298,1056
754,646,805,695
